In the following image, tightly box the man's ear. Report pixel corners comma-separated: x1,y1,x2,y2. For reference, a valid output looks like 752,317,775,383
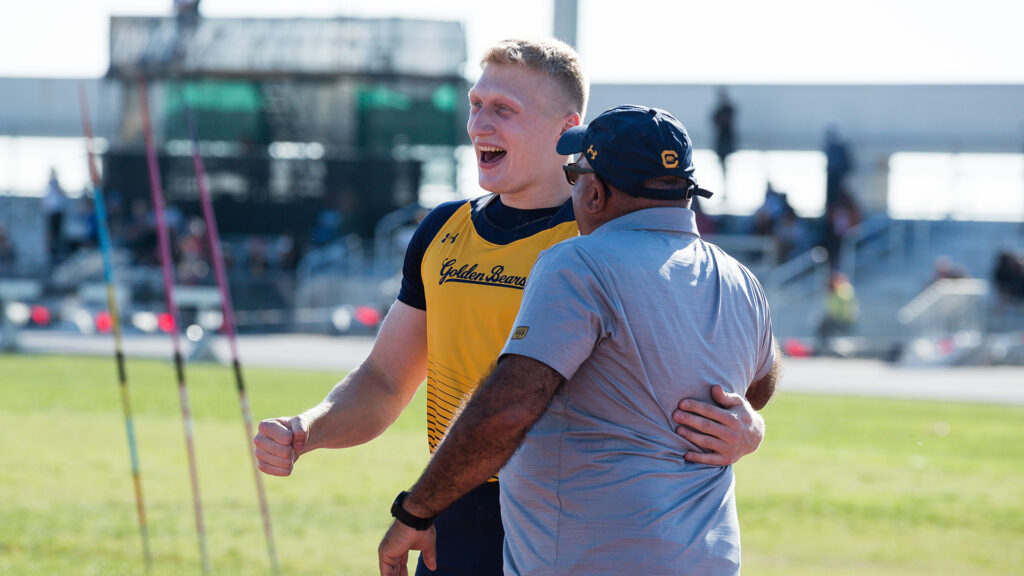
560,112,581,135
581,178,608,215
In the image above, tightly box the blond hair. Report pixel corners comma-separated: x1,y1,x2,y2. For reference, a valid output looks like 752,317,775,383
481,38,588,118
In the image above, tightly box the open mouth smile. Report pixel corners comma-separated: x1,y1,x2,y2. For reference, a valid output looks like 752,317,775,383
478,145,507,165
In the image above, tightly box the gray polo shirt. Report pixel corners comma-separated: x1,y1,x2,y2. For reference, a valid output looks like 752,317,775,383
499,207,775,575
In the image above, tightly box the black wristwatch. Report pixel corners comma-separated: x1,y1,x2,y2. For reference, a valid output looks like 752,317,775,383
390,491,435,531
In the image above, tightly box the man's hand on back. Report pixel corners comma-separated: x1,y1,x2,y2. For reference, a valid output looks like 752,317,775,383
672,385,765,466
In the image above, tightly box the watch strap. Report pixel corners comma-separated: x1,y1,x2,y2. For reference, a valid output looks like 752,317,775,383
390,491,434,530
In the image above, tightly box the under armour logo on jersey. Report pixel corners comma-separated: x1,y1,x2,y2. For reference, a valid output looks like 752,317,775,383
442,232,459,244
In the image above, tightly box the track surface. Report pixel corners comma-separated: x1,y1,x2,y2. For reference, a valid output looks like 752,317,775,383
8,330,1024,406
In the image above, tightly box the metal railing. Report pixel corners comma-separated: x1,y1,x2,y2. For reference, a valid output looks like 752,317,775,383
764,245,831,304
897,278,990,339
296,236,370,281
839,215,908,284
373,203,425,276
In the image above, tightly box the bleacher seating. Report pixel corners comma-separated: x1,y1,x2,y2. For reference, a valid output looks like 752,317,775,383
765,218,1024,363
0,196,47,271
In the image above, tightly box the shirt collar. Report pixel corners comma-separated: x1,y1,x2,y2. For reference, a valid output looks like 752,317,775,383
590,207,701,238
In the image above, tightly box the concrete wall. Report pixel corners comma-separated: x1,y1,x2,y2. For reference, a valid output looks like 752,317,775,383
588,84,1024,153
3,77,1023,212
0,78,122,139
6,78,1022,153
588,83,1024,212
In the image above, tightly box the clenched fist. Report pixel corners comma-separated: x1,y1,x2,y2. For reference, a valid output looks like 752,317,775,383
253,416,309,476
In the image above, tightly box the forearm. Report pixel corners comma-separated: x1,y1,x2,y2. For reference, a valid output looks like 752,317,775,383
302,362,416,451
404,390,528,517
302,300,427,452
403,355,563,518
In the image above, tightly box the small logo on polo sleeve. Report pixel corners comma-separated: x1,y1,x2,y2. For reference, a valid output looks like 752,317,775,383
511,326,529,340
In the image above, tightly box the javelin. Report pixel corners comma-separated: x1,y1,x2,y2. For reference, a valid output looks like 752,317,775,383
137,78,212,575
180,89,281,575
77,83,154,574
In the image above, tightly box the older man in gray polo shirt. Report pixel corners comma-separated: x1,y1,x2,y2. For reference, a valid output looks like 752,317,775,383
379,105,780,576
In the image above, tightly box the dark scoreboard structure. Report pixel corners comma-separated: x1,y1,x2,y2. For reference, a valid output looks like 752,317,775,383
102,15,469,238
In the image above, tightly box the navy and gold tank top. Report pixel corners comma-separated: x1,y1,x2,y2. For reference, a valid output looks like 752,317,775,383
397,194,578,455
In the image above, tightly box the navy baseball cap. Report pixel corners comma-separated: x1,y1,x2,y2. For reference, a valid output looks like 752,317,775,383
557,104,713,200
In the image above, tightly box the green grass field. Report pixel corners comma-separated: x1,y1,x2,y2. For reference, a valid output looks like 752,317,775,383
1,354,1022,575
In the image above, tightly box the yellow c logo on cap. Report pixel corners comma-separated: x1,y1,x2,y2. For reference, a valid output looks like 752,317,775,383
587,145,598,160
661,150,679,168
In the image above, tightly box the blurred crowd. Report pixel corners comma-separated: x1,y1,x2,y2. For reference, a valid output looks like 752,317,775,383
711,91,865,269
4,149,1022,314
112,198,300,285
29,168,300,285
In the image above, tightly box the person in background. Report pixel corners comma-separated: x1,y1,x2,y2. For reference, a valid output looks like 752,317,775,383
43,168,67,262
63,193,97,255
930,255,969,285
816,271,859,355
711,87,738,178
824,125,853,218
0,224,16,267
992,249,1024,303
823,186,861,270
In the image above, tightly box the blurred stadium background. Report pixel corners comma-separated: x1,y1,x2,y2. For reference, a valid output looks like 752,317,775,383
1,0,1023,363
2,2,1024,575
